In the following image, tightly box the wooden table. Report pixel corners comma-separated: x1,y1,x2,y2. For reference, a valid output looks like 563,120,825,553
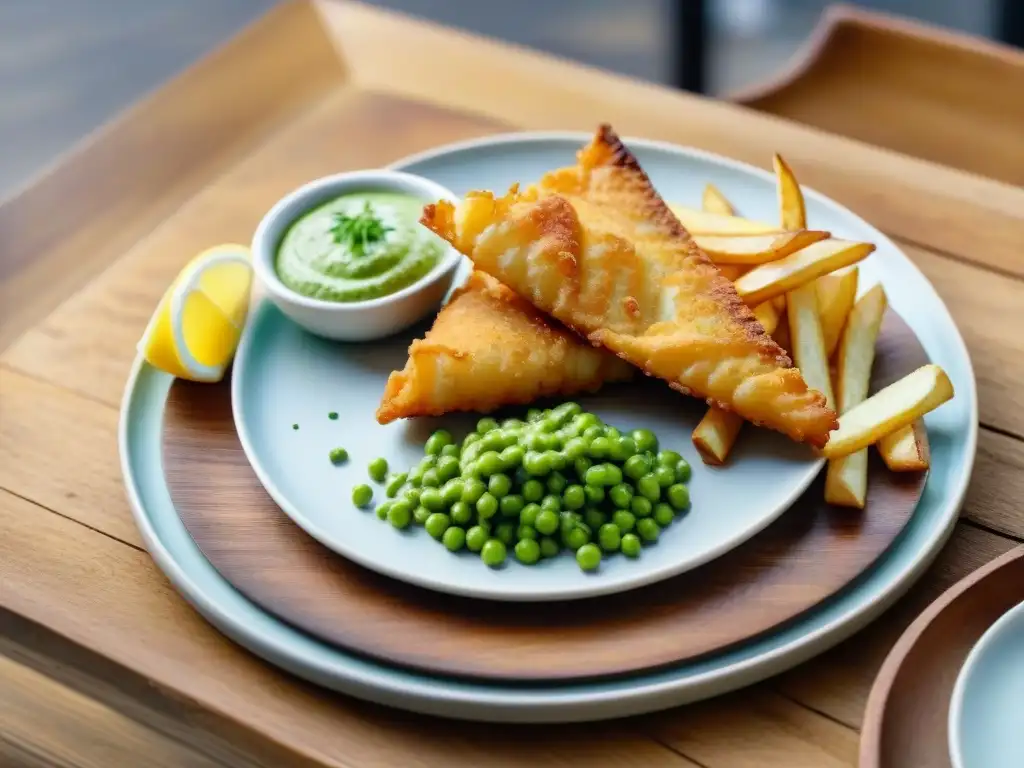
2,2,1022,765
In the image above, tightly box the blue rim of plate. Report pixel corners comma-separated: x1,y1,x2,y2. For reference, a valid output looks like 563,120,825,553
119,131,977,722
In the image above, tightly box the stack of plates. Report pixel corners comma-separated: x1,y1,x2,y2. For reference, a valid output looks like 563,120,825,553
120,134,977,722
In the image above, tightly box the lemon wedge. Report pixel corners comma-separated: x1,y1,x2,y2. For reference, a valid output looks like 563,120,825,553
138,244,254,382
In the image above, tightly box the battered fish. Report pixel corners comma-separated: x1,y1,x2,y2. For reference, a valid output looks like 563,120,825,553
376,271,633,424
420,125,837,447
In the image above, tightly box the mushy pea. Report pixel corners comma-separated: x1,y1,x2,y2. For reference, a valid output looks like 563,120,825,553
275,192,444,302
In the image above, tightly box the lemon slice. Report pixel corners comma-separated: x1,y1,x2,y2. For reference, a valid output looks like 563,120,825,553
138,244,254,382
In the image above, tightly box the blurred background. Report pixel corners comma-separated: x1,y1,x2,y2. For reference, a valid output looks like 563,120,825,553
0,0,1017,199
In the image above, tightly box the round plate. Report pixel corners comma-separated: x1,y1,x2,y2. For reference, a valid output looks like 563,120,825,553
232,298,821,602
122,132,977,722
950,597,1024,768
860,548,1024,768
168,310,924,681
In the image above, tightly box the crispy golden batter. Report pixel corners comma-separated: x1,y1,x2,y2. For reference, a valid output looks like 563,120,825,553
421,125,837,446
376,271,633,424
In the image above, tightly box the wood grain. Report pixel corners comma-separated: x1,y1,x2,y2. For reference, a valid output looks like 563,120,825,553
161,311,923,681
859,547,1024,768
732,5,1024,186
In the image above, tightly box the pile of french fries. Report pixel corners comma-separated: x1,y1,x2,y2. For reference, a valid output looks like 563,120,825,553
672,156,954,509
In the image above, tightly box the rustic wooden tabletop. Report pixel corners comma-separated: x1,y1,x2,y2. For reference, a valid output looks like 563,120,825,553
2,2,1022,765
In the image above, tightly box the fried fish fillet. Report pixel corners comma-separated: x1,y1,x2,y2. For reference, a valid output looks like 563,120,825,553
420,125,837,447
376,271,633,424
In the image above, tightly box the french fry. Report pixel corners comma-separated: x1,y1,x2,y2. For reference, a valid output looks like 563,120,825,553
668,204,781,236
717,264,748,282
733,239,875,307
703,183,736,216
787,282,835,410
774,154,807,230
692,301,781,465
772,295,787,313
773,315,791,353
817,266,859,359
824,285,888,508
822,364,954,460
877,420,931,471
695,230,830,266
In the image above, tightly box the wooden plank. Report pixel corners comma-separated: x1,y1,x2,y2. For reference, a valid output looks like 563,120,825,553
0,654,227,768
0,489,695,768
318,0,1024,276
775,523,1017,728
0,1,344,352
648,688,858,768
966,429,1024,539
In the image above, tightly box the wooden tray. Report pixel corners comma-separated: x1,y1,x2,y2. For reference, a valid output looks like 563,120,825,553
164,309,926,682
860,546,1024,768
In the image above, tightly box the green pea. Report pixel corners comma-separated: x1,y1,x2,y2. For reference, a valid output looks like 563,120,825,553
573,456,593,480
481,539,507,567
500,444,525,469
352,484,373,508
654,502,675,526
539,536,560,558
385,472,408,498
629,428,658,454
560,511,582,536
436,455,460,482
466,525,489,552
667,483,690,511
522,479,544,502
442,526,466,552
609,436,637,462
517,524,538,541
657,449,682,468
420,454,439,468
461,477,487,504
515,538,541,565
521,432,544,452
582,425,604,441
441,478,464,506
576,543,601,571
563,436,588,461
329,447,348,464
413,505,431,525
450,500,473,526
479,431,505,453
501,417,524,430
477,451,503,477
408,467,424,487
419,487,443,512
540,494,562,514
584,464,611,487
425,429,453,455
551,401,581,422
368,458,388,483
488,473,512,498
675,458,692,483
376,501,391,520
425,512,450,540
460,442,482,466
537,417,560,434
387,502,411,528
440,443,460,458
588,436,611,459
609,483,634,509
612,509,637,533
584,484,605,505
535,508,559,536
521,503,541,527
584,507,608,531
523,450,549,476
565,526,590,551
637,473,662,501
463,432,481,447
598,523,621,552
621,533,642,558
476,492,498,520
477,417,499,435
630,496,653,518
562,484,586,510
572,412,602,432
500,494,525,518
543,450,566,471
421,469,440,488
623,453,652,480
654,465,676,488
495,522,516,546
637,518,660,542
546,471,568,494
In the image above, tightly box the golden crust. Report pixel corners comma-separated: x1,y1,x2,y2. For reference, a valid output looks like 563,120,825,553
375,271,634,424
421,125,837,446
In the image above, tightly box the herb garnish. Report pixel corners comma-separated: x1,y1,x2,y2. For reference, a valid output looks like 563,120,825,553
330,202,392,255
